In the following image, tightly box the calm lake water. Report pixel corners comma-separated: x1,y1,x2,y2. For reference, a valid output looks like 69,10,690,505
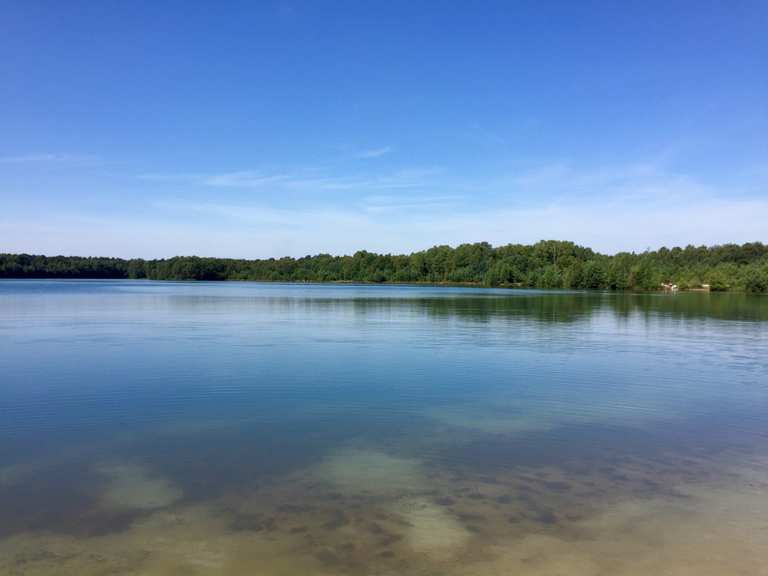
1,280,767,575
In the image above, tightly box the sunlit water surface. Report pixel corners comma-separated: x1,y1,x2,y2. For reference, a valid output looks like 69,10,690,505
1,280,767,575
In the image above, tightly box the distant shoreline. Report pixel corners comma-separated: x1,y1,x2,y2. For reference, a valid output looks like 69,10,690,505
2,240,767,293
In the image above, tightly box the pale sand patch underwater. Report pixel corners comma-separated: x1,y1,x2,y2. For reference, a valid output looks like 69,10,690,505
97,462,183,511
425,392,689,438
312,447,428,495
392,497,471,560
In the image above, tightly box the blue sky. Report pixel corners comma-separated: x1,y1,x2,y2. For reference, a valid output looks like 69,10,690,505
1,1,766,258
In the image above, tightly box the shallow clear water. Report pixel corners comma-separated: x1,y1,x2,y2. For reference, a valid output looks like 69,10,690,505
1,280,767,575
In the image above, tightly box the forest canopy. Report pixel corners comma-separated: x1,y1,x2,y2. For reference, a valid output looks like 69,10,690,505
1,241,767,292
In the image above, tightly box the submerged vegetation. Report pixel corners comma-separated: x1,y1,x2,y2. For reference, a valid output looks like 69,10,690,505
1,240,767,292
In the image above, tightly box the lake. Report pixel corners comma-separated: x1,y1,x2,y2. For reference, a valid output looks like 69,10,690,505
1,280,767,575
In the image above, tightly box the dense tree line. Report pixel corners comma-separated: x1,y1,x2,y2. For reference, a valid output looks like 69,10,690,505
1,241,767,292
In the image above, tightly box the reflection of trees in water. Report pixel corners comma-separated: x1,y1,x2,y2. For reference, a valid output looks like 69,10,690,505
379,294,602,324
143,290,768,323
348,292,768,323
154,293,601,324
607,292,768,322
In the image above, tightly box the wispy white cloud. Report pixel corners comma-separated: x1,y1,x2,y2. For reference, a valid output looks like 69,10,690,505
135,172,203,183
504,161,706,203
0,153,100,165
359,194,462,213
201,171,296,188
139,166,443,192
465,122,508,148
355,146,391,159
